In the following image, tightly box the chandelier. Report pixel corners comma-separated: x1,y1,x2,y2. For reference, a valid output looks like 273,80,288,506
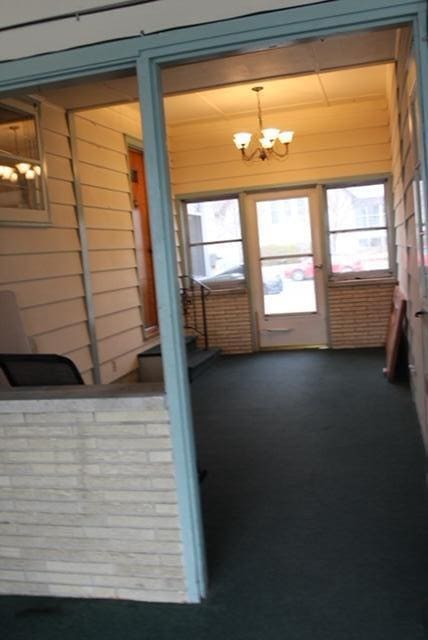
0,162,41,183
232,86,294,161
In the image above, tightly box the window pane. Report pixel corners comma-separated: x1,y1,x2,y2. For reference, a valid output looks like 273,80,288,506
256,197,312,256
187,199,241,243
261,258,316,315
329,229,389,272
0,106,39,159
191,241,244,286
0,105,44,212
327,184,386,231
0,160,44,211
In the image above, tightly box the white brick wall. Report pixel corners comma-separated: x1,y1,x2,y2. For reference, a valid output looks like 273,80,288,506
0,388,187,603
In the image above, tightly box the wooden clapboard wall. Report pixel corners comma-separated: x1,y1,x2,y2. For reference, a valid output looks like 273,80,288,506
72,106,145,384
387,27,426,436
168,98,392,195
0,101,95,383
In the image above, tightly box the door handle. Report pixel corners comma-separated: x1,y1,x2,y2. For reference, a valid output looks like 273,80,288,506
415,310,428,317
314,264,323,270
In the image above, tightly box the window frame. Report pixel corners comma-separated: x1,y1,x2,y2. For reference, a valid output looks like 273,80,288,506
324,177,395,282
181,194,247,290
0,98,50,227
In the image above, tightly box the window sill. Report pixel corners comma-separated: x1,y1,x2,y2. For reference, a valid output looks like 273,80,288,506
187,283,248,295
208,285,248,295
0,208,51,227
328,276,397,288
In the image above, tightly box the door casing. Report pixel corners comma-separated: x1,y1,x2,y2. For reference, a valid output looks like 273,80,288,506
245,188,328,349
128,145,159,337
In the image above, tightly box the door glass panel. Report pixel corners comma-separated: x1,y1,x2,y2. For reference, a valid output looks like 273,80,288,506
256,197,317,315
262,258,317,316
256,198,312,256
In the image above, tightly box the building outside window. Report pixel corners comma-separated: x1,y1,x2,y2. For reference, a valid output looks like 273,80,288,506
326,182,391,277
185,197,245,288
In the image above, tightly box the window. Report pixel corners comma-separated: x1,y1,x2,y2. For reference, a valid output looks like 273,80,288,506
326,182,391,278
0,99,49,225
185,198,245,288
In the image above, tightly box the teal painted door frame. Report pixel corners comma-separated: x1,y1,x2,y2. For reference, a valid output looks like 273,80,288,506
136,55,207,602
0,0,426,604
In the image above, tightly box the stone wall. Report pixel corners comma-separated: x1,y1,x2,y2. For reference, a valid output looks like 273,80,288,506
0,386,187,603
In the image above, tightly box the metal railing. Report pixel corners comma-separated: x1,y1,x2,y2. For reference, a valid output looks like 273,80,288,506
179,275,211,350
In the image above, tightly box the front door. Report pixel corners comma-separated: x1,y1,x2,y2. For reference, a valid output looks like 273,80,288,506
246,189,327,349
128,147,158,336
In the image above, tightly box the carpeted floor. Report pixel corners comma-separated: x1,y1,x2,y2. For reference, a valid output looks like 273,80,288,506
2,349,428,639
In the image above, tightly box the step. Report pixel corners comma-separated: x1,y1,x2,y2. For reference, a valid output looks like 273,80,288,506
138,338,219,383
139,335,197,358
187,348,220,382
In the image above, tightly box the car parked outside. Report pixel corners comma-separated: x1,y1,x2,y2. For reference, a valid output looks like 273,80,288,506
283,257,363,280
200,264,283,294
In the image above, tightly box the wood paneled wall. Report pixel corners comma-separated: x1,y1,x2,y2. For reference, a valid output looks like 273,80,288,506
387,27,426,434
0,102,94,383
168,98,392,195
73,107,145,383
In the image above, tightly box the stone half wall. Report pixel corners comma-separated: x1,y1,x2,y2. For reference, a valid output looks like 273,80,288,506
0,387,187,603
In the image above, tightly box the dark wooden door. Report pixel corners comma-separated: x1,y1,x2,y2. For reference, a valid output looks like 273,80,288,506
128,147,158,334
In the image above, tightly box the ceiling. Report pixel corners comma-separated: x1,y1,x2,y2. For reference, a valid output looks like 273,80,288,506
161,63,392,125
32,26,398,113
105,61,392,131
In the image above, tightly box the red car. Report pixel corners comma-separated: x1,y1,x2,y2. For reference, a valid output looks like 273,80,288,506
284,257,363,281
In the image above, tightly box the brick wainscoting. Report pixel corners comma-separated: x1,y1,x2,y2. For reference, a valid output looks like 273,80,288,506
193,289,253,354
328,281,396,348
190,283,394,352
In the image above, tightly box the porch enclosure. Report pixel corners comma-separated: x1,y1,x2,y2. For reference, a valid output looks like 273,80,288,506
0,0,427,607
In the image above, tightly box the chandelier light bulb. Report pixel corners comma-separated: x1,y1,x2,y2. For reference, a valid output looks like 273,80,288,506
262,128,280,141
2,166,14,179
278,131,294,144
25,168,36,180
16,162,31,174
9,171,18,183
33,165,42,176
260,137,275,149
233,132,252,150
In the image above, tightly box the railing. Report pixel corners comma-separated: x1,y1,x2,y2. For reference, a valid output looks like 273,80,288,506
179,275,211,350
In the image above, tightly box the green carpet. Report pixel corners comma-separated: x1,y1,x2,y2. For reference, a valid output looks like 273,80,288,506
2,349,428,639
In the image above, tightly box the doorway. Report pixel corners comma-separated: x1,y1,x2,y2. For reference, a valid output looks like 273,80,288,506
128,146,158,336
245,188,328,348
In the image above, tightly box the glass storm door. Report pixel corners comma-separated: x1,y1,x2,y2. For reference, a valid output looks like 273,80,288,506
245,189,327,349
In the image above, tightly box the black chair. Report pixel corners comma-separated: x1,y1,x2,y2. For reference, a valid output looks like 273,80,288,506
0,354,84,387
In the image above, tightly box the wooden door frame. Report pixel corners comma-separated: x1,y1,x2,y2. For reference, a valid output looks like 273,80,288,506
126,137,159,339
244,187,328,349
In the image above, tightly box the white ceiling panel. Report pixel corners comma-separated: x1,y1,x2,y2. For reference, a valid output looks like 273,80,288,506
320,65,389,102
163,63,392,125
162,28,397,95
